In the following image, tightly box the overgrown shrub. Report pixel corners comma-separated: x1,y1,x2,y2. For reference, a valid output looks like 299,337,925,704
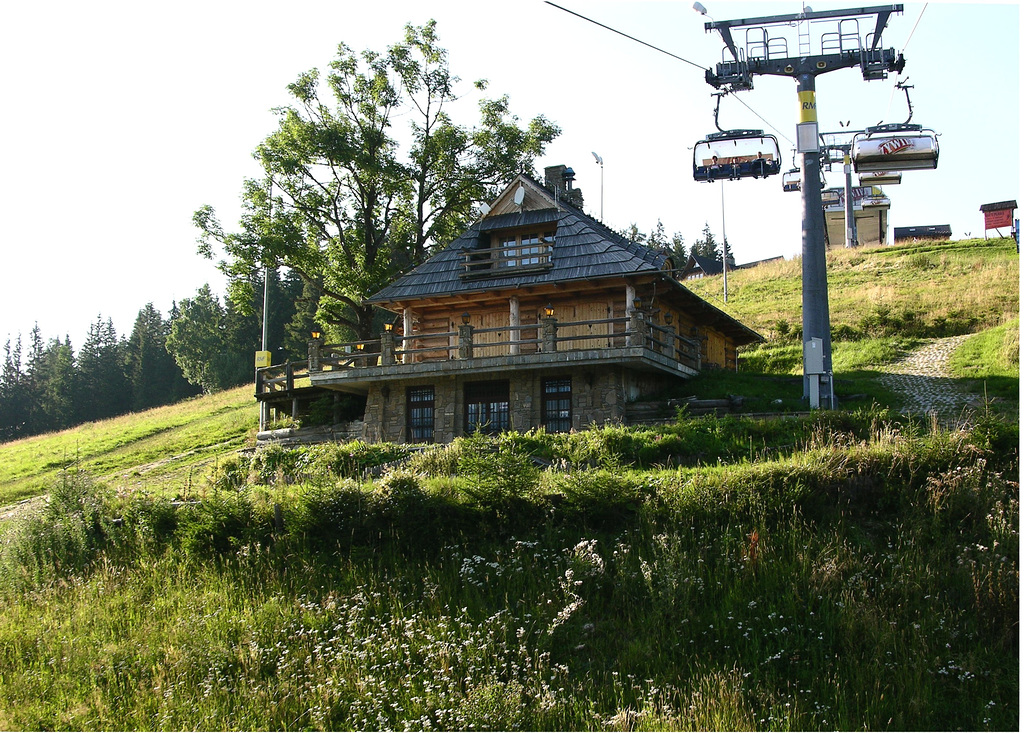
372,467,428,517
459,431,540,508
209,441,413,487
175,491,263,560
285,479,365,546
407,440,466,477
0,469,113,590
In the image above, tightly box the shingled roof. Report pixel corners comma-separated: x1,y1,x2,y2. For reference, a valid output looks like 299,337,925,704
366,175,666,305
366,171,762,346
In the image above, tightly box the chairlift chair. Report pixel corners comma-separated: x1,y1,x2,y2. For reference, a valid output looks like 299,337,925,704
782,168,801,192
850,82,938,173
851,123,939,172
692,129,782,183
858,170,902,186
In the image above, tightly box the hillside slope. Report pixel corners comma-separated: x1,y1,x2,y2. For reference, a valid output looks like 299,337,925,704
0,386,256,505
686,237,1018,340
685,237,1019,414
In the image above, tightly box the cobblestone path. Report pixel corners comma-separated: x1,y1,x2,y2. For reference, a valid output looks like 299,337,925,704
878,334,975,425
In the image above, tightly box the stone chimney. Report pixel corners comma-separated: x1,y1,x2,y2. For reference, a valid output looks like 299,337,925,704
543,164,584,208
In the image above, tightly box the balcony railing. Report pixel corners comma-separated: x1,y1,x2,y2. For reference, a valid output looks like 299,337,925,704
256,314,700,397
460,243,553,278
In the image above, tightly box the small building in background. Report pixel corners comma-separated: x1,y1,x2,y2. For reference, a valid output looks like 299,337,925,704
980,201,1017,239
679,254,782,281
893,225,952,243
822,186,890,247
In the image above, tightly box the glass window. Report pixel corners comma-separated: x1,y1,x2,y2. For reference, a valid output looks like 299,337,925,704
520,234,541,265
406,386,435,443
542,378,572,433
465,380,510,435
495,231,554,268
500,235,518,267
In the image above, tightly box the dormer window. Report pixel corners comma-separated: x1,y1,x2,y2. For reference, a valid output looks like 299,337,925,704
498,231,554,267
461,228,555,278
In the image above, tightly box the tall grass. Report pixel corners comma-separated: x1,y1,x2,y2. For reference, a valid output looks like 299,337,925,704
0,414,1017,731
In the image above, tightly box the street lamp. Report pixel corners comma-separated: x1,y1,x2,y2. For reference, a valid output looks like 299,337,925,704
592,151,604,220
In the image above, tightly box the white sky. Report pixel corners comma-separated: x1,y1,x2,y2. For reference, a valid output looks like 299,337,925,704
1,0,1019,349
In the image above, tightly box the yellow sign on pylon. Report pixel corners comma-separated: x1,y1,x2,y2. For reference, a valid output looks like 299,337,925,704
254,351,272,368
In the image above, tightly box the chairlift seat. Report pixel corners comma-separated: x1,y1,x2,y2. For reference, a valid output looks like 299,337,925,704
782,168,801,192
858,171,902,186
693,130,782,183
851,123,939,172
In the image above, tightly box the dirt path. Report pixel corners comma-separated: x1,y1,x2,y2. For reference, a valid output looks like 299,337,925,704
877,335,977,425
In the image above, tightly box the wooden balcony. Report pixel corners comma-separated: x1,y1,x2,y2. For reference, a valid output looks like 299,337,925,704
254,314,702,398
460,242,553,279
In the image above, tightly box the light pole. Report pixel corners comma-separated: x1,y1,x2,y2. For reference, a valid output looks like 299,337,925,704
720,179,728,303
592,151,604,220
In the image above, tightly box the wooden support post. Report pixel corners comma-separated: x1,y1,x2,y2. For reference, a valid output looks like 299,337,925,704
509,296,520,355
308,339,321,372
663,324,677,359
627,311,643,347
403,307,414,364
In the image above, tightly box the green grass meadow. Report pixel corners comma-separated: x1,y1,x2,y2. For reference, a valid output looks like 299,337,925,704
0,413,1018,730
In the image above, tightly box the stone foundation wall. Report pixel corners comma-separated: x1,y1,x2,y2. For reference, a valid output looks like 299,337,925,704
362,367,683,444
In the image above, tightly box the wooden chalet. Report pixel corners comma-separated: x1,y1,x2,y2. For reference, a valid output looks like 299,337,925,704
258,165,762,443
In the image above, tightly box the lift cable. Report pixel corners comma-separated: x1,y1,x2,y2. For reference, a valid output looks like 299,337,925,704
731,93,795,147
887,3,927,117
900,3,929,53
544,1,709,71
545,2,794,147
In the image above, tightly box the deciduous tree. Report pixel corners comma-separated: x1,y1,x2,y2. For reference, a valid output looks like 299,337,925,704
194,22,558,340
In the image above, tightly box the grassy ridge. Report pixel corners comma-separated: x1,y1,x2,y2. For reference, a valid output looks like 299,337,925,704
0,386,256,505
687,238,1019,340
